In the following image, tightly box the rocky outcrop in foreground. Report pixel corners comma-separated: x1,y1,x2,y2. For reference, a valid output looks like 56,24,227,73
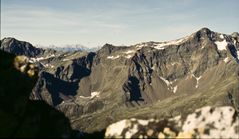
105,106,239,138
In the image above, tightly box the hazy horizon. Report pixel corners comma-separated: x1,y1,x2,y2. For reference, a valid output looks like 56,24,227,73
1,0,239,48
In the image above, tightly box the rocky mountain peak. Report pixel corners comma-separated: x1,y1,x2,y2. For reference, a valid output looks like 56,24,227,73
1,37,44,57
98,43,115,54
198,27,212,33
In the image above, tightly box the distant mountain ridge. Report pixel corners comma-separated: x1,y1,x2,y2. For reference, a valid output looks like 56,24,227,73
49,45,101,52
0,38,100,57
35,44,101,52
1,27,239,134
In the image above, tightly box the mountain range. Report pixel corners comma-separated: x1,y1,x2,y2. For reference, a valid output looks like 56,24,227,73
1,27,238,136
36,44,101,52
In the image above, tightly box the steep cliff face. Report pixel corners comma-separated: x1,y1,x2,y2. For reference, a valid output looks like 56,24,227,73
1,28,239,133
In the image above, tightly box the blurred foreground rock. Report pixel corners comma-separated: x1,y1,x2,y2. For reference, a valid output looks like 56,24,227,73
105,106,239,138
0,51,76,137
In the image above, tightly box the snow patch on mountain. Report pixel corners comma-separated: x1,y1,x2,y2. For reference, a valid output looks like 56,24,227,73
219,34,224,39
233,39,237,45
107,55,120,60
90,91,100,99
173,86,178,93
125,55,133,59
79,91,100,99
159,77,179,93
134,36,191,50
124,50,136,54
62,58,71,62
215,39,228,51
160,77,172,86
223,57,229,63
154,37,189,50
237,51,239,59
192,74,202,88
107,53,134,59
41,63,54,68
29,54,56,63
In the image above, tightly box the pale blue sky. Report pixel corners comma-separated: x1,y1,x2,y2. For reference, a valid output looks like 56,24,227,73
1,0,239,47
